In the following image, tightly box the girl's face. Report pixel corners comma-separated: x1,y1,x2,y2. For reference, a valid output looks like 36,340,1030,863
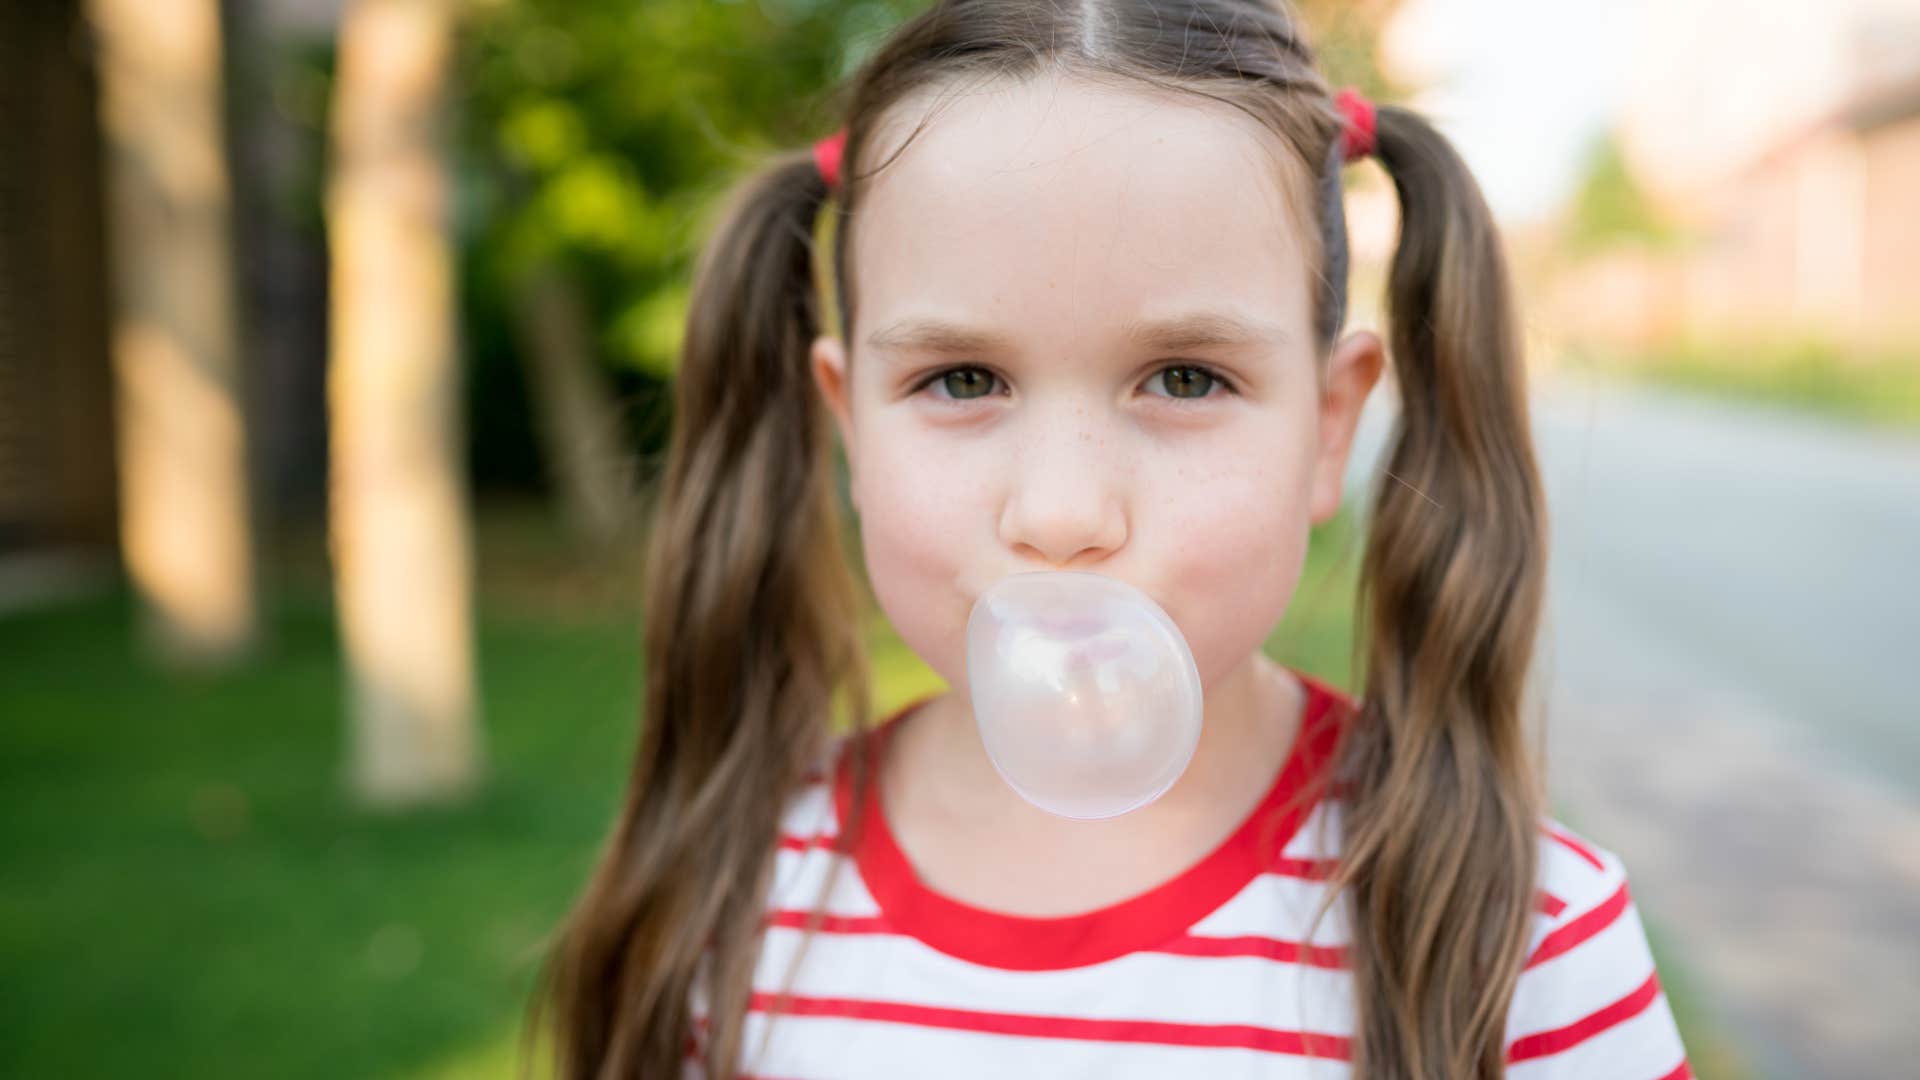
812,73,1382,700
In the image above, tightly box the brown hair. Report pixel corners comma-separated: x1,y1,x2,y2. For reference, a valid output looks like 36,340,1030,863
529,2,1548,1077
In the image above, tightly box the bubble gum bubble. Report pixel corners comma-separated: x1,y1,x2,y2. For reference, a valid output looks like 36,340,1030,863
964,570,1203,820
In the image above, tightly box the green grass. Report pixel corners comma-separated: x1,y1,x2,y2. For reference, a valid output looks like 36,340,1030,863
1563,335,1920,431
0,502,1740,1076
1267,503,1367,689
0,587,639,1079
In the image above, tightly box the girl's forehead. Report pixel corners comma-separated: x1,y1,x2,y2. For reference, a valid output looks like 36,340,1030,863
851,74,1315,353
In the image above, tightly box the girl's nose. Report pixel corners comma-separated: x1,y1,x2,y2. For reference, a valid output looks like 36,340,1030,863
997,415,1128,569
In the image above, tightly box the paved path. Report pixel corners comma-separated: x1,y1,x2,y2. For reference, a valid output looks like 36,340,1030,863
1343,367,1920,1079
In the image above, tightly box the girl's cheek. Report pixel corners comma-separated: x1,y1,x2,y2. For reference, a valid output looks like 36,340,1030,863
854,450,977,685
1156,467,1313,689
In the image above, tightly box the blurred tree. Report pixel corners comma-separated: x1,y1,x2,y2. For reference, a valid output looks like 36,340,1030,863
1565,126,1681,257
86,0,258,667
453,0,922,524
506,260,637,547
328,0,483,807
221,6,337,527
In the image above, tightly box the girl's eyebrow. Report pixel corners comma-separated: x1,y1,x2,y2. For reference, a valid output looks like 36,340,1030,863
866,311,1289,357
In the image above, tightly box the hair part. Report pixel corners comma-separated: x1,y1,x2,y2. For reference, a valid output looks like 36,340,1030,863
530,3,1549,1077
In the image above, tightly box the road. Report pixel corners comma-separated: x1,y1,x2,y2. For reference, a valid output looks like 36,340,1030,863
1342,366,1920,1080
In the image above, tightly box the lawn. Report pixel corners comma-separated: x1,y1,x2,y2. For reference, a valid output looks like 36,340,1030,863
0,501,1743,1076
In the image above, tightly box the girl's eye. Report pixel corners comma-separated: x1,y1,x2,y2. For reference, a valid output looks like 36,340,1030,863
912,364,1237,404
928,367,999,401
1150,365,1227,400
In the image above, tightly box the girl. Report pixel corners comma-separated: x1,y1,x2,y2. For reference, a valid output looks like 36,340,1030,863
533,2,1693,1077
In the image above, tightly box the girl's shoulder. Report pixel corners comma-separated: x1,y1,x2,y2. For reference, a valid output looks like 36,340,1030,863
1507,818,1690,1074
1531,817,1630,924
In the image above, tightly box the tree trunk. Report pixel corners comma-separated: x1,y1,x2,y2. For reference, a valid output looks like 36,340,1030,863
511,264,636,549
327,0,481,807
87,0,257,667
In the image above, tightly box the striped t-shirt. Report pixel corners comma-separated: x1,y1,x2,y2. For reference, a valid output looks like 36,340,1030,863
689,668,1692,1078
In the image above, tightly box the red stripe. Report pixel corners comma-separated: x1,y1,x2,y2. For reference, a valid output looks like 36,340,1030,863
1525,881,1629,970
773,846,1346,903
763,909,892,934
1271,855,1338,879
778,848,1556,914
1155,932,1349,969
1546,825,1606,871
1654,1059,1693,1080
748,991,1351,1060
765,908,1353,971
1506,969,1663,1062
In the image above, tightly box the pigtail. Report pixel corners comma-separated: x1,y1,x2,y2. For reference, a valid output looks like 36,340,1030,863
527,149,869,1079
1322,103,1550,1078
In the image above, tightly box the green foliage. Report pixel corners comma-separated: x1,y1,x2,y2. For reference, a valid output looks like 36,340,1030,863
455,0,925,381
1564,127,1683,256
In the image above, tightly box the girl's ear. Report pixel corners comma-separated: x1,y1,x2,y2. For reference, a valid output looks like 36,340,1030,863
810,333,859,509
1308,329,1385,526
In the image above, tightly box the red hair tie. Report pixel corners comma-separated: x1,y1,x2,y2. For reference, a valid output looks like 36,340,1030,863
813,128,848,193
1334,86,1377,163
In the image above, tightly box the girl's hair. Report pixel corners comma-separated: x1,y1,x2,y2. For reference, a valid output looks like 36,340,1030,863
529,2,1549,1077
